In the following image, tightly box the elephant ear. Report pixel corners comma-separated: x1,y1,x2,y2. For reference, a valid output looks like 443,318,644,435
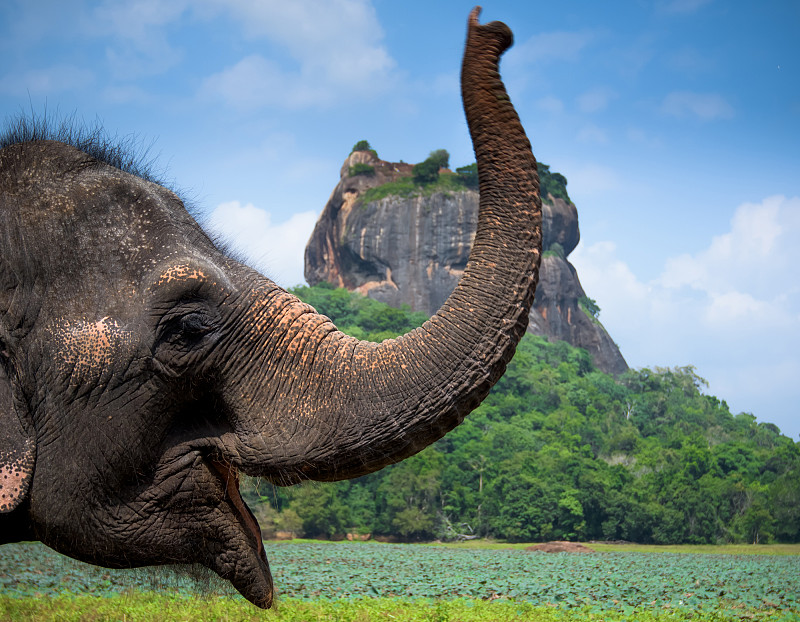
1,204,34,512
0,363,34,513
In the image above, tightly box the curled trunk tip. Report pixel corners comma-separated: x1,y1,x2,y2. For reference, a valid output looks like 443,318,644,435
468,6,514,53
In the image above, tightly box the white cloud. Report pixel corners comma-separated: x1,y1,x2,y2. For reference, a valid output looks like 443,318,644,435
570,195,800,438
90,0,189,77
626,127,662,148
201,55,332,109
92,0,190,36
80,0,395,104
199,0,395,109
666,47,717,75
565,163,623,196
659,195,798,298
514,30,595,64
535,96,565,114
569,240,653,337
576,125,609,144
703,290,774,328
660,91,734,121
0,65,93,96
577,87,617,113
206,201,319,287
102,84,152,105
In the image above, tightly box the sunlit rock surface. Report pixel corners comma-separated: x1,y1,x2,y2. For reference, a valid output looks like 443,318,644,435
305,150,627,375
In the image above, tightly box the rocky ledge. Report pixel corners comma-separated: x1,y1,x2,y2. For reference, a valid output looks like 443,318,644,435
305,150,627,376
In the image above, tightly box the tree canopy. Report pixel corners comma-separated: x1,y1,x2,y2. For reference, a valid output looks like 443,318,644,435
539,163,571,203
350,139,378,159
412,149,450,185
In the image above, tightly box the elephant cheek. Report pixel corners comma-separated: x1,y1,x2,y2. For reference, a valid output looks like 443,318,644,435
46,317,137,386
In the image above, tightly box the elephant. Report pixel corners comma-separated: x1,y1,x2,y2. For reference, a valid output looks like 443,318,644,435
0,8,541,609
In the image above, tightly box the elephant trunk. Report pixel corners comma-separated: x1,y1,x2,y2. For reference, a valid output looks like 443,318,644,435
231,8,541,483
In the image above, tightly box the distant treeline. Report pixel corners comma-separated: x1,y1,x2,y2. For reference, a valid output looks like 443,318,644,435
243,283,800,544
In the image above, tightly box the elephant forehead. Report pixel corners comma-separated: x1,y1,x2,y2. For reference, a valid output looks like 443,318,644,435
47,317,136,384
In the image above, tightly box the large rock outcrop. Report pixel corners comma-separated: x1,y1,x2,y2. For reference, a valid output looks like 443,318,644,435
305,150,628,375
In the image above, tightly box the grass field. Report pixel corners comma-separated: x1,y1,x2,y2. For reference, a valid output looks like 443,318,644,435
427,540,800,556
585,542,800,556
2,540,799,621
4,594,799,622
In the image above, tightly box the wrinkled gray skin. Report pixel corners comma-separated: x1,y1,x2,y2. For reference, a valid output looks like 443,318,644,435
0,9,541,608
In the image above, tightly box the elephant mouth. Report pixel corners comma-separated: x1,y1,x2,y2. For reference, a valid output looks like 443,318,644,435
208,456,264,552
159,404,273,606
205,454,274,608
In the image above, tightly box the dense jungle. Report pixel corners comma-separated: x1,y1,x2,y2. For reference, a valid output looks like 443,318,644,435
240,284,800,546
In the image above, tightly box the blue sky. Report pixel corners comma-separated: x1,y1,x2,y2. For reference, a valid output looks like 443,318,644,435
1,1,798,439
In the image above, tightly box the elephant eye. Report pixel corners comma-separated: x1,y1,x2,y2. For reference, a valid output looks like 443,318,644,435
179,312,212,336
159,310,216,347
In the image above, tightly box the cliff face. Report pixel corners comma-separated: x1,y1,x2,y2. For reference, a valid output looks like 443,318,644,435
305,151,628,375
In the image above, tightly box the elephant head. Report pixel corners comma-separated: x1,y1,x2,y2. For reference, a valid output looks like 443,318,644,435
0,9,541,608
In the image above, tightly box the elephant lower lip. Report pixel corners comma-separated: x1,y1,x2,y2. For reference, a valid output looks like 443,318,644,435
208,457,264,556
207,456,273,608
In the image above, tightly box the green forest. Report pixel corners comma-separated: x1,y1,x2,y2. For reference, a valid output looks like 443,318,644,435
243,283,800,545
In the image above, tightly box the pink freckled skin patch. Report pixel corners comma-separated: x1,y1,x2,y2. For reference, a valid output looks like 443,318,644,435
48,317,136,385
0,463,28,511
90,317,112,352
0,439,34,513
157,265,207,285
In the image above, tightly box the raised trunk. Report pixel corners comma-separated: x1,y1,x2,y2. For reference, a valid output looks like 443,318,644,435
234,9,541,482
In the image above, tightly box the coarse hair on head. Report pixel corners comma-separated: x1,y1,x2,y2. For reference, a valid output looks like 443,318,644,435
0,110,166,186
0,111,268,276
0,110,263,274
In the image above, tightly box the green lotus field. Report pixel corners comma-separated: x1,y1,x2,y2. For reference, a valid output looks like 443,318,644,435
1,541,799,621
